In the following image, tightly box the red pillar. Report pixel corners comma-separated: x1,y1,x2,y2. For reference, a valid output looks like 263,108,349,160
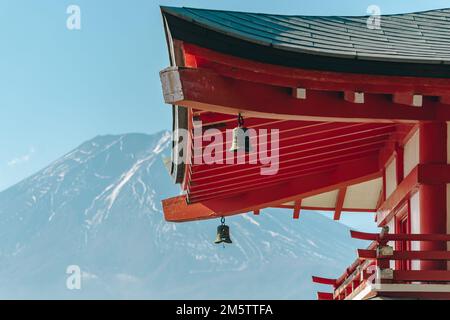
419,122,447,270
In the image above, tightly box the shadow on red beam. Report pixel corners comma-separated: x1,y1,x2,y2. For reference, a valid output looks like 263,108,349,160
184,43,450,96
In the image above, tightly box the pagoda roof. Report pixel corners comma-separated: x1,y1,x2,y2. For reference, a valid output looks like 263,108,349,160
161,7,450,77
159,7,450,223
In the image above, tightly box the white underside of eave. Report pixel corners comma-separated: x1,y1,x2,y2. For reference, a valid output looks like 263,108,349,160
282,177,382,211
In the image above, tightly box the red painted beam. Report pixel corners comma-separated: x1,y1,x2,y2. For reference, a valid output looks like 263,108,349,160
160,67,440,123
351,231,450,242
379,292,450,300
196,119,316,140
190,167,338,202
163,156,381,222
378,124,415,169
189,156,379,204
293,200,302,220
387,234,450,242
418,164,450,184
317,292,334,300
393,270,450,282
184,43,450,96
312,276,337,286
377,164,450,226
358,249,450,260
275,205,376,213
358,249,377,259
192,125,387,166
189,144,383,189
189,153,381,203
198,117,317,135
440,96,450,105
191,124,395,174
393,250,450,261
377,166,419,226
344,91,364,104
188,151,380,202
395,144,404,184
193,121,387,154
192,135,390,177
350,230,380,241
393,93,423,107
192,124,394,166
190,148,380,188
334,187,347,221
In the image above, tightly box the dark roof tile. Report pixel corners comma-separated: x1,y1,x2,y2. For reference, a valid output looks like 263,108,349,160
162,7,450,64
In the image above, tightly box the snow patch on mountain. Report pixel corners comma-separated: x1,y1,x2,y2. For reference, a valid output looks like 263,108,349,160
0,131,367,299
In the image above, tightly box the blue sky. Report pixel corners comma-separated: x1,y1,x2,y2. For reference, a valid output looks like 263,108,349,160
0,0,448,209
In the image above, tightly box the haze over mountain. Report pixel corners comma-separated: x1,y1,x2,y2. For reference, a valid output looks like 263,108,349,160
0,131,367,299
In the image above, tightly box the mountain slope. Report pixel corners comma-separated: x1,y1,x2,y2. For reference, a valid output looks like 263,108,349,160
0,132,365,299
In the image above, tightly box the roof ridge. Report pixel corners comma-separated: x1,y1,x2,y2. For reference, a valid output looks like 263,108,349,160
160,6,450,19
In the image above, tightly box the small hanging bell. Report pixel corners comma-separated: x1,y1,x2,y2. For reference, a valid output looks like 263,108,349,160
229,114,252,153
214,217,232,244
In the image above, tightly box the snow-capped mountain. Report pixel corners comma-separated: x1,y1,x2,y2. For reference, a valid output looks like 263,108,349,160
0,131,366,299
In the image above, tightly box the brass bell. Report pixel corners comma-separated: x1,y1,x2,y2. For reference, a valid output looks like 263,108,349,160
214,217,232,244
229,114,252,153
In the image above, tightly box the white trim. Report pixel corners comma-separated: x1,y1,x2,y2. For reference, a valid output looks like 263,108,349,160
385,158,397,198
350,283,450,300
372,283,450,293
293,88,307,99
350,284,373,300
404,130,419,178
412,95,423,107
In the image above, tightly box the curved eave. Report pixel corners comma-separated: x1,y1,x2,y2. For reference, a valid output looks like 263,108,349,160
171,106,187,184
161,10,188,184
161,6,450,78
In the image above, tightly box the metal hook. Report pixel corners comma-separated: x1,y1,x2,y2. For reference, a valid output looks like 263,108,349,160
238,113,244,127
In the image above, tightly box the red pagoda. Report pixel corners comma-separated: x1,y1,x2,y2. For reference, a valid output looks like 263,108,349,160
159,6,450,300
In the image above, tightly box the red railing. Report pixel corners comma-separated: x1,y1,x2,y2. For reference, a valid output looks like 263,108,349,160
313,229,450,300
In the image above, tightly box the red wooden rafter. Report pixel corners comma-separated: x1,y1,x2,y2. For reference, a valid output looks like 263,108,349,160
160,41,449,223
163,157,380,222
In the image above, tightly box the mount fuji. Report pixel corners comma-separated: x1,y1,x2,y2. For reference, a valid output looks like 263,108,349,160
0,131,368,299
